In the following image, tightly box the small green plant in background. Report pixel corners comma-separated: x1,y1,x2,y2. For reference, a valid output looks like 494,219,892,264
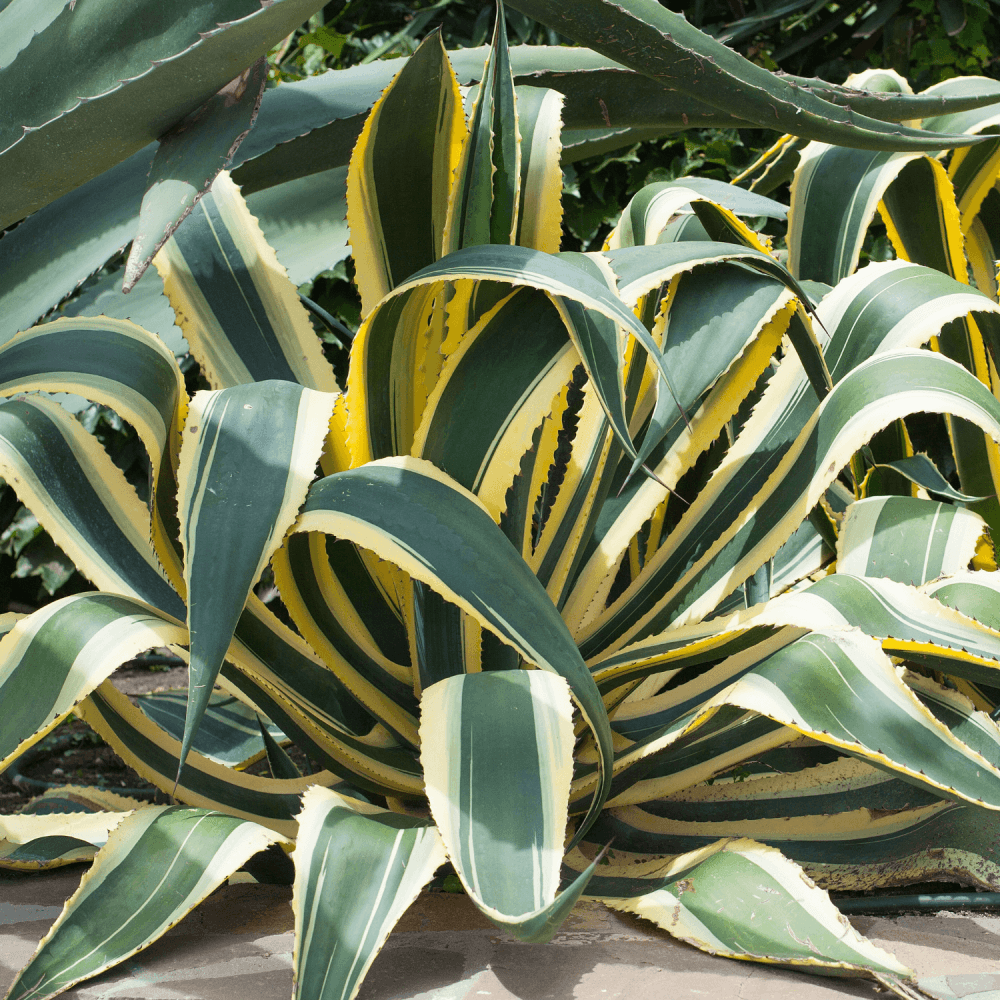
5,2,1000,999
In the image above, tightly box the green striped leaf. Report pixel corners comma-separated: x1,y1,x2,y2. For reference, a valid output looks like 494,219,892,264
598,840,911,983
925,571,1000,631
444,1,520,252
604,627,1000,817
175,380,335,775
346,31,465,315
582,345,1000,656
608,179,785,251
291,786,446,1000
156,172,337,392
587,754,1000,895
0,394,184,617
0,804,137,872
257,714,301,780
866,453,989,503
421,671,598,939
271,532,421,748
123,58,267,292
293,457,614,840
0,145,153,346
837,496,991,585
4,806,282,1000
411,287,576,517
513,86,565,253
789,146,893,283
80,681,346,836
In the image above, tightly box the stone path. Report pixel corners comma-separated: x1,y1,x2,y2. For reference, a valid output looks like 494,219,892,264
4,868,1000,999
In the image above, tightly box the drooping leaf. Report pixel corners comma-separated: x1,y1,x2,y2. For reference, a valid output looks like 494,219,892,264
504,0,987,152
293,457,614,839
123,57,267,292
596,839,912,986
421,670,599,939
837,496,992,585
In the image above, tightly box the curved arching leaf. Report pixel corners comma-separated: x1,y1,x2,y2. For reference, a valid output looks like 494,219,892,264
156,172,337,393
292,457,614,841
504,0,987,151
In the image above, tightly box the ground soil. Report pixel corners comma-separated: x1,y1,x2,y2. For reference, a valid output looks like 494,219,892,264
0,663,188,815
1,663,320,816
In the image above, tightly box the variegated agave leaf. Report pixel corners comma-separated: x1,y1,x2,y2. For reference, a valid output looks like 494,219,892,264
7,8,1000,1000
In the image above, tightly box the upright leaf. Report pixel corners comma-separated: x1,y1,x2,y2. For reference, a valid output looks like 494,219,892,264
346,31,465,315
444,0,521,252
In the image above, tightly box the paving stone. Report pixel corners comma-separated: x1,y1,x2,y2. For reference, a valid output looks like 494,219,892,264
3,868,1000,999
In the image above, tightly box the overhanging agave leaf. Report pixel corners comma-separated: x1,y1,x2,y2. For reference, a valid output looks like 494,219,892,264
421,671,599,940
3,806,283,1000
0,145,154,346
175,380,335,776
291,786,446,1000
505,0,986,152
292,457,614,838
0,0,329,228
348,243,684,466
123,57,267,292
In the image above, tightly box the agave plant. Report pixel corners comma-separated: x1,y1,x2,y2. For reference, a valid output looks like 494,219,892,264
6,3,1000,1000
